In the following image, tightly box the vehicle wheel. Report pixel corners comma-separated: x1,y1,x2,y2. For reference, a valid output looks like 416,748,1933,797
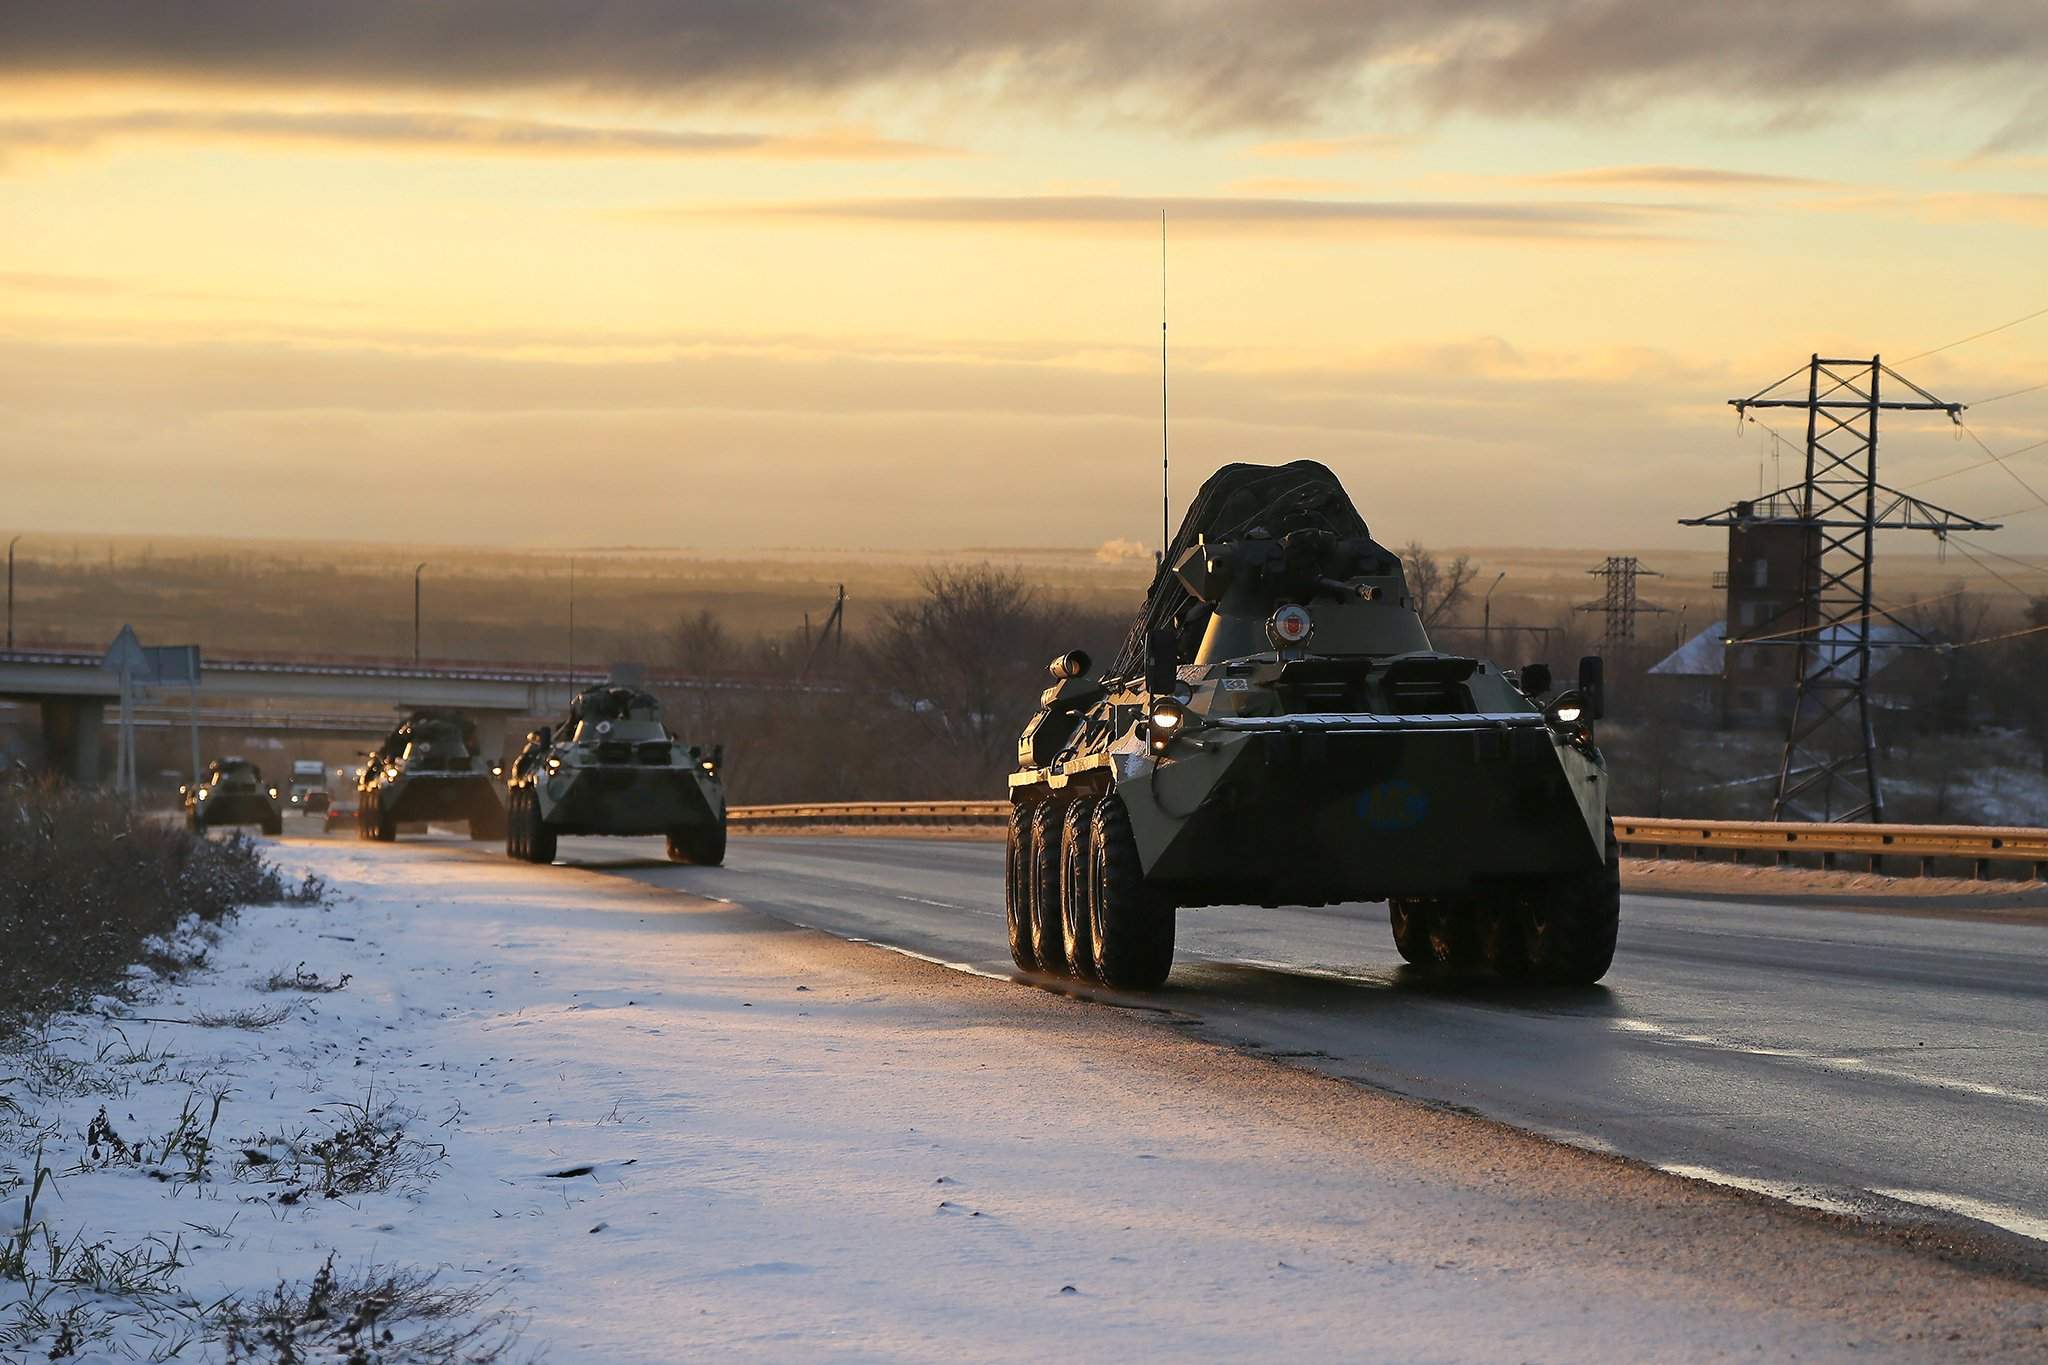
1027,799,1069,974
1519,819,1620,985
667,821,727,866
1477,899,1530,979
1388,898,1439,966
505,789,527,859
372,793,397,843
1426,900,1480,970
1060,797,1100,980
1004,803,1039,973
190,812,207,836
261,812,284,837
1089,796,1175,991
527,793,557,864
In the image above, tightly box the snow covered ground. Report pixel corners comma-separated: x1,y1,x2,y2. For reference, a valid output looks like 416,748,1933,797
4,837,2046,1361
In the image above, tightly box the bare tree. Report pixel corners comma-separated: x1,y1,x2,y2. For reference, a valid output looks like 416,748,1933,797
1401,541,1477,628
668,608,735,676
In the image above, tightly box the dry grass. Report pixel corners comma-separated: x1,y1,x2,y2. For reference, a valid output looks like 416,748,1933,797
0,774,324,1032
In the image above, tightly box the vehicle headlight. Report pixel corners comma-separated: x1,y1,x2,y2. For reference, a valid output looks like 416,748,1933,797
546,756,561,772
268,786,279,798
1147,696,1188,754
490,764,504,777
699,758,718,776
384,766,399,780
197,789,209,800
1545,690,1588,728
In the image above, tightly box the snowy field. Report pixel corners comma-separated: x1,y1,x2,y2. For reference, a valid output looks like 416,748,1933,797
4,838,2046,1361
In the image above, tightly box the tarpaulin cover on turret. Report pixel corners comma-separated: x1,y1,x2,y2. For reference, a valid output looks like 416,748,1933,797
1108,461,1370,676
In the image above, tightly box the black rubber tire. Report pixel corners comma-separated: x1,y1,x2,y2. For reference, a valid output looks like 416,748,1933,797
1028,799,1069,974
527,792,557,865
1060,796,1100,980
1427,900,1480,970
1478,900,1530,980
372,792,397,843
261,812,284,837
1088,796,1175,991
506,789,526,859
1520,819,1621,985
667,821,727,866
1388,899,1438,966
1004,803,1038,973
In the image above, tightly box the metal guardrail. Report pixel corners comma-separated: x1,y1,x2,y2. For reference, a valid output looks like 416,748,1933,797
1615,817,2048,879
729,802,2048,879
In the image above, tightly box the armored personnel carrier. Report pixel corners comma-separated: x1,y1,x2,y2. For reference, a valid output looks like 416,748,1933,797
505,685,726,866
183,758,284,836
1006,461,1617,991
355,710,506,842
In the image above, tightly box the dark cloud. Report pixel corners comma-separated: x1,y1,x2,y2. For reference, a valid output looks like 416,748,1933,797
704,194,1709,241
0,109,950,161
1,2,2042,129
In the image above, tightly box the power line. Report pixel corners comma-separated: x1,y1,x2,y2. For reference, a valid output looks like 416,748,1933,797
1899,303,2048,363
1968,380,2048,406
1906,434,2048,492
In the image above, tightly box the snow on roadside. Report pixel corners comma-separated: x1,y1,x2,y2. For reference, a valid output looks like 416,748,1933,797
6,837,2047,1362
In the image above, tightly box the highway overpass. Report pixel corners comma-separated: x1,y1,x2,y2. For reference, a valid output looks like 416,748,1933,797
0,644,830,778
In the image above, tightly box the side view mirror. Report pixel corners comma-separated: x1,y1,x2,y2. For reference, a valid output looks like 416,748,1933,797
1144,626,1179,697
1520,663,1552,698
1577,655,1605,720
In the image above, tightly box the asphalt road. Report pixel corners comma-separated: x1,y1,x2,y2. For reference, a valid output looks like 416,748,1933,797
520,831,2048,1254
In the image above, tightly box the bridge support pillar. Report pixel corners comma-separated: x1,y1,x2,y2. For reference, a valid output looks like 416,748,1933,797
39,699,105,782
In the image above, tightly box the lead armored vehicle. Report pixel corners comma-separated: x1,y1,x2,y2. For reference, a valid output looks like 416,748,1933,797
356,709,506,841
1007,461,1617,991
505,685,726,866
183,758,284,835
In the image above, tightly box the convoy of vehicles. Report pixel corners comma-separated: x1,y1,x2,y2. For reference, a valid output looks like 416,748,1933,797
355,710,507,842
181,758,285,836
1005,461,1618,991
167,464,1620,1000
506,686,726,867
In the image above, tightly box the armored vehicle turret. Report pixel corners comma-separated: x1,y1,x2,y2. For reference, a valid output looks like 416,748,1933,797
1006,461,1617,991
183,758,284,836
355,709,506,842
505,685,726,866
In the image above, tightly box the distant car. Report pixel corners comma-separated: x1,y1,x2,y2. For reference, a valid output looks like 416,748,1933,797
182,758,284,836
323,800,357,834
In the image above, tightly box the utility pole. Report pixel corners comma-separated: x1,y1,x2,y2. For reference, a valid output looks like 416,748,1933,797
1482,571,1506,654
413,562,427,664
5,535,19,649
1682,355,1999,822
1576,557,1666,652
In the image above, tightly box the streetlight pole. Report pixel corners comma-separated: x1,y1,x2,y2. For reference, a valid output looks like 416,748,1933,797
5,535,20,650
413,562,427,664
1482,571,1506,654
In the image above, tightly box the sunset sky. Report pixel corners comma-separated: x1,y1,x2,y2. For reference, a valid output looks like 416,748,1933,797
4,2,2047,558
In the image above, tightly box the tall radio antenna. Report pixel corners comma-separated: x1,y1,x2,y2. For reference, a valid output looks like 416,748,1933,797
1160,209,1169,559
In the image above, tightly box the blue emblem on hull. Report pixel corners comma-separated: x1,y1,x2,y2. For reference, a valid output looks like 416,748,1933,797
1357,779,1429,831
